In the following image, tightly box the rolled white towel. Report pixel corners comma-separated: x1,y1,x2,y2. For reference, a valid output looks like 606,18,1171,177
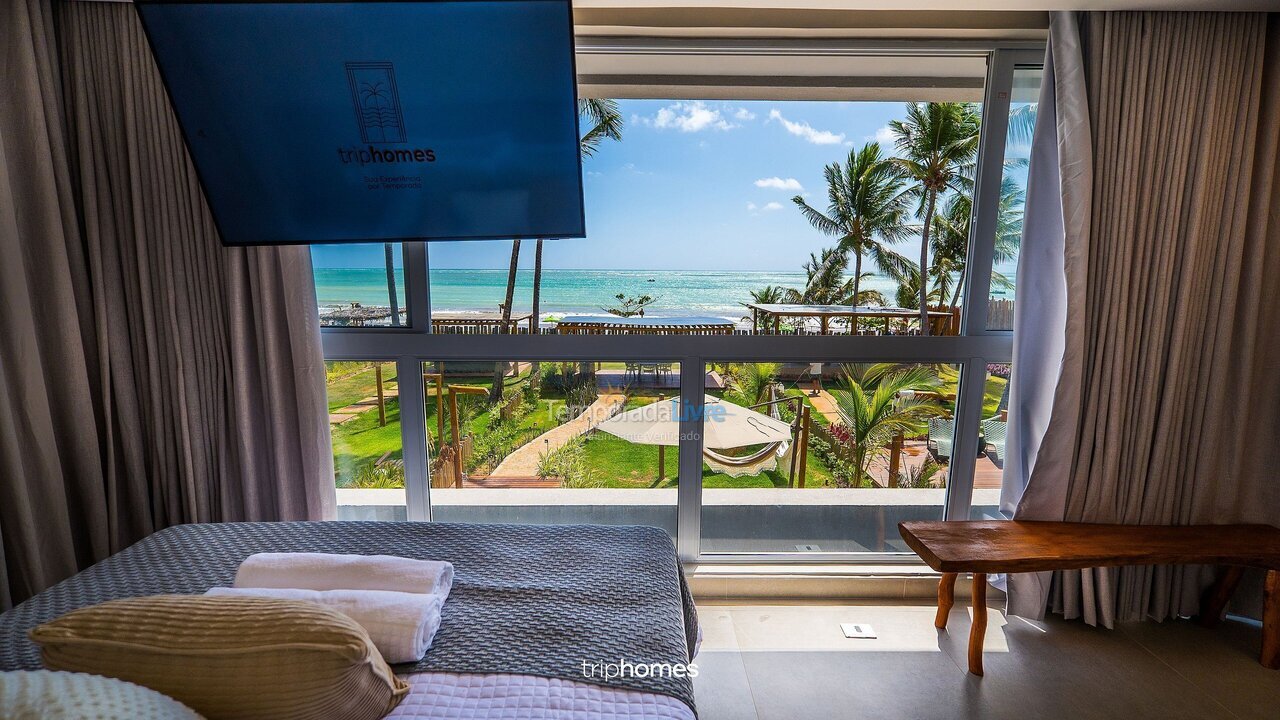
233,553,454,597
205,587,443,663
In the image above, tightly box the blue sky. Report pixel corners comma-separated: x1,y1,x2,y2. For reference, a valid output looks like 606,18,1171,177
312,99,915,272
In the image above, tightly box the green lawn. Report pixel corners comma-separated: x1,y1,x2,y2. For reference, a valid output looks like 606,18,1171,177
576,389,836,489
332,398,403,484
326,362,398,413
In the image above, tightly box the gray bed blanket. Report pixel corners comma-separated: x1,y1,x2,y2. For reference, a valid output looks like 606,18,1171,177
0,521,698,713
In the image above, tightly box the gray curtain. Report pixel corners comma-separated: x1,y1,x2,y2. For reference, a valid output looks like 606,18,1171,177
0,0,335,610
1005,11,1280,626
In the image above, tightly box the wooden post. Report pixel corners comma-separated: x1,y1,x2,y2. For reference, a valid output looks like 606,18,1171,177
658,393,666,481
423,373,445,446
445,384,489,490
888,432,904,488
796,405,810,489
751,307,758,335
375,364,387,427
970,573,988,676
788,410,799,488
820,315,829,335
448,388,462,488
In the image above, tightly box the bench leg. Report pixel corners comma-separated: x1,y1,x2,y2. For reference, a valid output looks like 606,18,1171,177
1196,565,1245,629
936,572,958,629
969,573,988,676
1264,570,1280,670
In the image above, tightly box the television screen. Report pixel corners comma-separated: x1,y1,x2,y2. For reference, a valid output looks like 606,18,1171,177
135,0,584,246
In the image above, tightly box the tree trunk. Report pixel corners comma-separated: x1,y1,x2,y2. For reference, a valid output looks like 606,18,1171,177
491,239,521,401
949,271,964,316
918,191,938,335
850,251,863,334
384,243,400,326
530,239,544,386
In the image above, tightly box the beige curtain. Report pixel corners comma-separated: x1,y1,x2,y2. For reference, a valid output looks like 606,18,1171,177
0,0,335,610
1010,11,1280,625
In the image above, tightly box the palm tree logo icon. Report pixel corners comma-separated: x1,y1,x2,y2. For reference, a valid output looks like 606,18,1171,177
346,63,406,143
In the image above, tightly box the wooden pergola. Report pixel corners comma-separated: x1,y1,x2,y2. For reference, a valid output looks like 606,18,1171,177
430,312,535,334
555,315,736,335
745,303,956,335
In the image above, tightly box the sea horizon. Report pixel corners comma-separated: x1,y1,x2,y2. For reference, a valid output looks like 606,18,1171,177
314,267,1015,321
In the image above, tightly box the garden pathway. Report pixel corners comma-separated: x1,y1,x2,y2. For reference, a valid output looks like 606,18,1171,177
488,392,626,477
806,389,844,425
329,387,400,425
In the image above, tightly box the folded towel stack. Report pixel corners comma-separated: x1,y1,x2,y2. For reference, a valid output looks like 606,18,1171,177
233,553,454,597
207,553,454,664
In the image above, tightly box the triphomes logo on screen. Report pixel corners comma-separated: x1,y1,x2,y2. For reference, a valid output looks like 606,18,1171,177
339,61,436,166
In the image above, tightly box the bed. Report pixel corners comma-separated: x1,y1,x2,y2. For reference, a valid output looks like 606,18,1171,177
0,521,699,720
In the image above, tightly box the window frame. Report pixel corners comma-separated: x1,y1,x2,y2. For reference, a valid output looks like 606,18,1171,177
319,45,1044,564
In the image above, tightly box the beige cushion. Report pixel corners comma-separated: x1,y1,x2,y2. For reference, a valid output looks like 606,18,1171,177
0,669,204,720
30,595,409,720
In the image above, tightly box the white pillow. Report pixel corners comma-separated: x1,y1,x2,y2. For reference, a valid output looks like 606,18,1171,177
0,670,203,720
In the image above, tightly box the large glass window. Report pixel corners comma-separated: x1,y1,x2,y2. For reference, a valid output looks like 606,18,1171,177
316,47,1040,562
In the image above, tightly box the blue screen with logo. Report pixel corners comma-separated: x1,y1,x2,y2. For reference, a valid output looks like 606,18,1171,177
135,1,584,245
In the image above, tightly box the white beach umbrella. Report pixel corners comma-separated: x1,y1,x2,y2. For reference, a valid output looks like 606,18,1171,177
595,395,792,450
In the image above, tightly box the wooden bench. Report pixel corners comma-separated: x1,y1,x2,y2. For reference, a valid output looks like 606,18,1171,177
898,520,1280,676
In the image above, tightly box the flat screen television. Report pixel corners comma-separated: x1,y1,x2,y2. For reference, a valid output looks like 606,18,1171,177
134,0,584,246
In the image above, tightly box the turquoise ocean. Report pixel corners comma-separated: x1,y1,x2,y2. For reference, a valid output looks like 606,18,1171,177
313,268,1013,322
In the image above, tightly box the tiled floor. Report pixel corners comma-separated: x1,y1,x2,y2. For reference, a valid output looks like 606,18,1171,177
692,599,1280,720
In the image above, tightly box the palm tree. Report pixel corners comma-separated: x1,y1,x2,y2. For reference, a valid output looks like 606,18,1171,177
529,238,544,388
791,143,913,330
927,176,1026,314
579,98,624,158
730,363,781,406
832,365,946,486
491,239,521,401
384,243,400,326
801,249,887,306
747,285,799,305
888,103,981,334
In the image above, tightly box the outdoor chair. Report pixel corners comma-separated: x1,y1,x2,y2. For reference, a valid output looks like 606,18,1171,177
927,418,955,461
657,362,673,381
981,419,1007,462
624,362,641,381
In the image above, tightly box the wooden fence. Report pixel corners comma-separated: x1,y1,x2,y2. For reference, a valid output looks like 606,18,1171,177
988,299,1015,330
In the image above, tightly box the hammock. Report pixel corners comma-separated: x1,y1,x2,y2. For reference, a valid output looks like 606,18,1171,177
703,440,791,478
701,396,795,477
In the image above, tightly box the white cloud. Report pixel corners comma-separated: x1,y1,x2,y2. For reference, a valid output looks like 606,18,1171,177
868,125,896,144
754,177,804,192
768,109,845,145
646,101,737,133
733,107,757,121
747,201,784,214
